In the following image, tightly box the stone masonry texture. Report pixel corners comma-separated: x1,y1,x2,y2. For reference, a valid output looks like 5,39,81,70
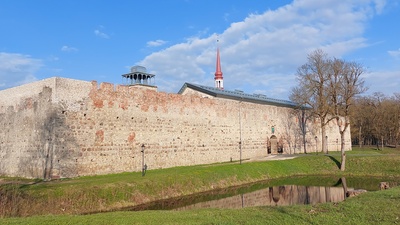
0,77,351,179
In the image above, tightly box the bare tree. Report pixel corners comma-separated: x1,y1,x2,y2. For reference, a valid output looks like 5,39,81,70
292,108,312,153
351,96,374,148
371,93,387,149
384,95,400,147
291,49,367,170
282,109,307,154
290,49,333,154
393,93,400,147
328,59,367,171
282,114,293,154
351,92,400,148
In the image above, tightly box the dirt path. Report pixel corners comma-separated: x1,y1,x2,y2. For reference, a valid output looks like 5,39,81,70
249,154,298,162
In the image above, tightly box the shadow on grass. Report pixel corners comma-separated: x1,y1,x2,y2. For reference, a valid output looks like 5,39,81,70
325,155,341,169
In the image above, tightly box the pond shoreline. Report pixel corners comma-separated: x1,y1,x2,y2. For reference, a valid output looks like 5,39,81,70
1,149,400,218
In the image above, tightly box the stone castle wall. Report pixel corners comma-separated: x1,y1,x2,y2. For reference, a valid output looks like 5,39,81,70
0,77,351,178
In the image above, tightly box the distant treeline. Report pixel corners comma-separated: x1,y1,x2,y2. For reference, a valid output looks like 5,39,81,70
351,92,400,148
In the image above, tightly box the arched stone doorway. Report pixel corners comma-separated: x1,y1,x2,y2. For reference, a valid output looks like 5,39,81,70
270,135,278,154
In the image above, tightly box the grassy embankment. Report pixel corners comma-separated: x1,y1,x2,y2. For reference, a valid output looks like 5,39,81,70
1,147,400,224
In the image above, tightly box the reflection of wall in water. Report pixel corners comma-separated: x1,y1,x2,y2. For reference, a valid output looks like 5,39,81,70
175,185,347,210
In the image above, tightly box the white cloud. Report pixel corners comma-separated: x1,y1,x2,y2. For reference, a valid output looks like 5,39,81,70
147,40,167,47
61,45,78,52
388,48,400,59
0,52,41,89
373,0,386,14
363,70,400,95
94,29,110,39
137,0,387,99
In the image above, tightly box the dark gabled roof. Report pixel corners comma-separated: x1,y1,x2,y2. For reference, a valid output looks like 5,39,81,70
178,83,298,108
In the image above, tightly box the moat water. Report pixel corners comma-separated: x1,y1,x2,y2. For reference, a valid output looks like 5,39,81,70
127,176,398,211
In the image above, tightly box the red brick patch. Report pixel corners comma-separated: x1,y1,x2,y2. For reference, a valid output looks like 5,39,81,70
95,130,104,143
128,132,136,143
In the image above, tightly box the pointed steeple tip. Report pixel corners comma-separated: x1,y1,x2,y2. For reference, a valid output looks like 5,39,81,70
214,44,223,89
215,47,223,78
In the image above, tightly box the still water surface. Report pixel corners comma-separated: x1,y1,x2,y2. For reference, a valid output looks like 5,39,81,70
128,176,398,211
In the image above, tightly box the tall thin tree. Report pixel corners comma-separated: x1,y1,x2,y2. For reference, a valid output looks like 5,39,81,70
290,49,332,154
328,59,366,171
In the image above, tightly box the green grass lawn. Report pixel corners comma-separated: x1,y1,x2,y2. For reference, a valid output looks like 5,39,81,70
2,186,400,225
1,147,400,224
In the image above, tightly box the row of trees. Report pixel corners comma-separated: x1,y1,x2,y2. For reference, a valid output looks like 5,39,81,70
351,92,400,149
290,49,367,171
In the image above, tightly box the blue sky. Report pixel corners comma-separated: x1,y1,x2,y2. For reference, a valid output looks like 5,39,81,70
0,0,399,100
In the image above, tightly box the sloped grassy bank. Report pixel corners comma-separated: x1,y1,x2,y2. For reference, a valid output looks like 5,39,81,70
2,186,400,225
1,148,400,222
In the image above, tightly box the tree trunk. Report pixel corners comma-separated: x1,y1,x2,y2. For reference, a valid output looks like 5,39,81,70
340,150,346,171
321,122,327,154
359,125,362,148
340,132,346,171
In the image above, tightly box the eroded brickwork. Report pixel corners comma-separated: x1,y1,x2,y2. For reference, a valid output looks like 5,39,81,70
0,77,351,178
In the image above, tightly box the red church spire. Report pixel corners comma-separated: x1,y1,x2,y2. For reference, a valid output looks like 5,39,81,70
214,44,224,89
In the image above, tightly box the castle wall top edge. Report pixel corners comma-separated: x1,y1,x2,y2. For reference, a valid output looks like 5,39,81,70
0,77,93,108
0,77,164,110
0,77,57,107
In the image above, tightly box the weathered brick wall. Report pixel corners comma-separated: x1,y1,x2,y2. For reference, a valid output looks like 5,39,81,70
0,78,92,178
0,77,351,178
0,86,55,178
